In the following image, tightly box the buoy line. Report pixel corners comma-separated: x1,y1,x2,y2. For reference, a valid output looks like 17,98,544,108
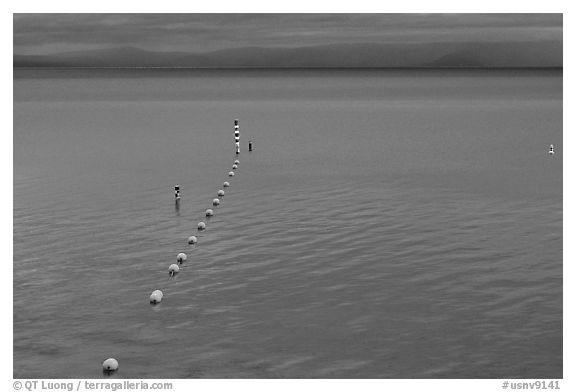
105,119,250,374
149,118,247,308
102,119,252,375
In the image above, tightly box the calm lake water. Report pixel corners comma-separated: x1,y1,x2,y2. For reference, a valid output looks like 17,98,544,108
13,69,562,378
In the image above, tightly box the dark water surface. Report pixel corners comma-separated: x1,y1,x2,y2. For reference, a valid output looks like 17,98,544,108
13,69,562,378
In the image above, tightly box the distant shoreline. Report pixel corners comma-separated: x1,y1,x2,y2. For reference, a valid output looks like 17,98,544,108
13,66,563,71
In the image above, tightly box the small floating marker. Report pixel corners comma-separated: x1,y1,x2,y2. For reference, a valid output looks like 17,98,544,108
248,140,253,152
235,142,240,155
188,235,198,245
177,253,187,264
198,221,206,231
174,184,181,199
212,198,220,206
150,290,163,304
206,208,214,217
549,144,555,155
228,171,235,177
217,190,225,197
234,160,239,165
232,164,238,170
102,358,119,373
169,264,180,276
223,181,230,188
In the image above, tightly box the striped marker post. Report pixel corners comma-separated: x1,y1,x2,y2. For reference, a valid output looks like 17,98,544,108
234,119,240,154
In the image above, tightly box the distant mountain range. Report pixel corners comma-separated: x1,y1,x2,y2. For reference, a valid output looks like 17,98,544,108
13,41,562,68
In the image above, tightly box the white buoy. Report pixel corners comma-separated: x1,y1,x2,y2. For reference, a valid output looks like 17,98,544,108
176,253,187,264
102,358,119,373
212,198,220,206
150,290,163,304
223,181,230,188
228,171,235,177
549,144,555,155
198,221,206,231
188,235,198,245
217,190,225,197
234,160,239,165
232,164,238,170
169,264,180,276
206,208,214,217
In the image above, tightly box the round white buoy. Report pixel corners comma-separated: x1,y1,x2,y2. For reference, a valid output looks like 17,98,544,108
150,290,163,304
232,164,238,170
198,221,206,231
223,181,230,188
206,208,214,217
234,160,239,165
169,264,180,276
212,198,220,206
228,171,235,177
217,190,225,197
188,236,198,245
102,358,119,373
177,253,187,264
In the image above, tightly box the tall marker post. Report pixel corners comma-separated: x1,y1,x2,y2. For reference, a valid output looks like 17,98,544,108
234,119,240,154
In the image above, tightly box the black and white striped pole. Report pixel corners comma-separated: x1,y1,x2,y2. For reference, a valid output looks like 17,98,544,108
174,184,180,200
234,119,240,154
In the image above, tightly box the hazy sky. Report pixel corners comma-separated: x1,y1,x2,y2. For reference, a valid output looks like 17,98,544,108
13,14,562,55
